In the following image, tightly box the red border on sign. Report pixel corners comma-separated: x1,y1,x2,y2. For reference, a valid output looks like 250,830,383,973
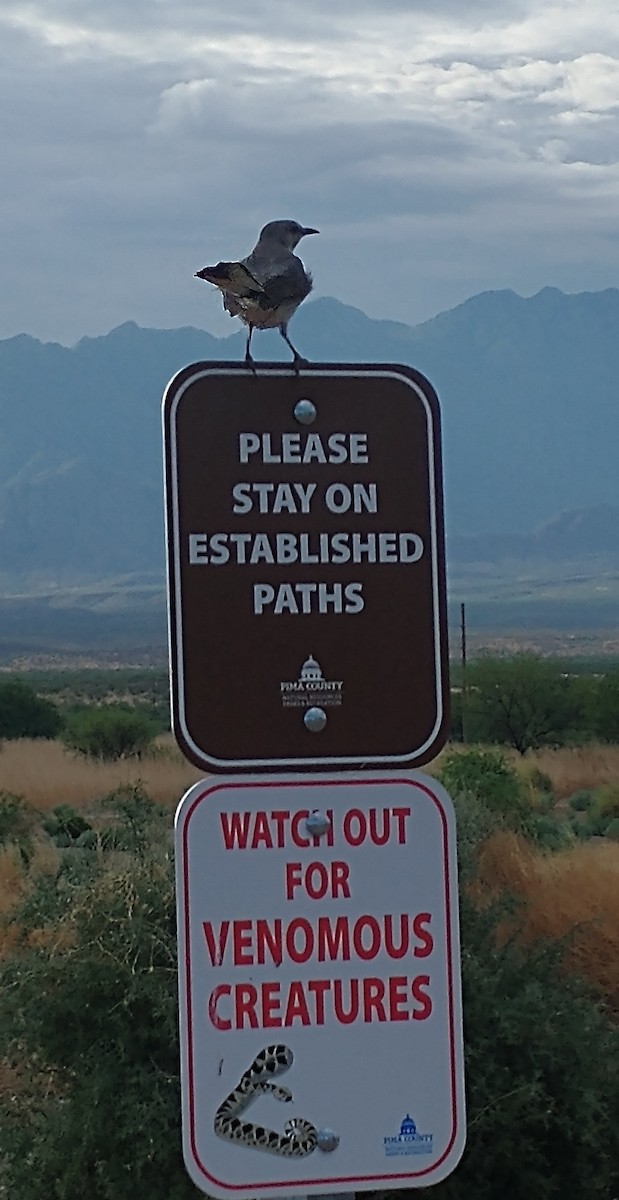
180,777,460,1191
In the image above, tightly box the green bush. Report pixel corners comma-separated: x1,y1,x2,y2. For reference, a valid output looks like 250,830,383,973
99,784,169,856
604,817,619,841
62,705,157,761
439,748,535,834
0,679,63,739
526,812,573,852
581,809,612,838
519,765,555,809
0,791,36,862
0,800,192,1200
568,789,594,812
591,784,619,822
0,791,28,843
42,804,92,847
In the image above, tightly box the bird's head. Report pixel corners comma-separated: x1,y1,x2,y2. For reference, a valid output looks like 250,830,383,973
258,220,319,251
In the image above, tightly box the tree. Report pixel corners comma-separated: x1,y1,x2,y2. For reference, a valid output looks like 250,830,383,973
62,704,157,760
0,679,63,739
588,670,619,742
464,653,583,753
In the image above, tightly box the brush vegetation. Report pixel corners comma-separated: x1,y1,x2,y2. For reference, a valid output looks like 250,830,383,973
0,660,619,1197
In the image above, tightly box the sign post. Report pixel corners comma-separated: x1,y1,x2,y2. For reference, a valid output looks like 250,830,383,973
163,361,449,772
175,772,465,1198
163,361,465,1196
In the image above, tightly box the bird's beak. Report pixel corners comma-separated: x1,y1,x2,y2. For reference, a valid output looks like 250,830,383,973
194,268,208,279
302,227,319,236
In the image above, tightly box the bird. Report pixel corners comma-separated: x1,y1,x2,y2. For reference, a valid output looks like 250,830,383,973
194,219,318,369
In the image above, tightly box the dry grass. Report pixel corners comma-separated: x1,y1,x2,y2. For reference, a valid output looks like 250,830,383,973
434,741,619,800
0,736,202,813
521,743,619,799
477,831,619,1014
1,736,619,1011
0,846,26,959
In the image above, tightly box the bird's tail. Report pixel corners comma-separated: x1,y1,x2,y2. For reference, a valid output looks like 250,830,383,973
194,261,265,297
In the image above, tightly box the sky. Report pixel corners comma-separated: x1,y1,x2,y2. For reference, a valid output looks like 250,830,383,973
2,0,619,344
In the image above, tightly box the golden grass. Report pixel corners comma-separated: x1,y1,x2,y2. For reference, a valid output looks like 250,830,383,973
477,831,619,1014
0,736,202,813
520,744,619,799
1,736,619,1011
3,738,617,814
0,845,27,959
433,741,619,800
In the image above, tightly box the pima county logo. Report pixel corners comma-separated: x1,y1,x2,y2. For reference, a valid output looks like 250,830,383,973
280,655,343,708
383,1114,433,1157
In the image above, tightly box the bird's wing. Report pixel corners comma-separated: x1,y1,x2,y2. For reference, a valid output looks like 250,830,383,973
195,260,266,297
258,261,313,308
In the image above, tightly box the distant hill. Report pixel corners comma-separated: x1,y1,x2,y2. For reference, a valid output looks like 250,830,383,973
0,286,618,594
448,504,619,562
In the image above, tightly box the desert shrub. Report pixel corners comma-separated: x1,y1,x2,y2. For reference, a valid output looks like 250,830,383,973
0,680,63,740
99,784,169,856
1,795,618,1199
526,812,573,852
0,800,192,1200
568,789,594,812
75,827,98,849
517,764,554,808
0,792,28,844
424,796,619,1199
0,791,36,863
591,784,619,822
62,705,157,761
439,748,534,833
604,818,619,841
42,804,92,847
581,809,613,838
440,749,570,849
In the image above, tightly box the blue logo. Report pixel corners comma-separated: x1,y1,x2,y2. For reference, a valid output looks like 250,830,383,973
383,1114,433,1157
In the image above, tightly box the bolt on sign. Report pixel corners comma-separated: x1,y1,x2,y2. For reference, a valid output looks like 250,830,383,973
175,772,465,1197
162,362,448,771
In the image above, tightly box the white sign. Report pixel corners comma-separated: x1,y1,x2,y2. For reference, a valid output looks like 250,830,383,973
175,772,465,1198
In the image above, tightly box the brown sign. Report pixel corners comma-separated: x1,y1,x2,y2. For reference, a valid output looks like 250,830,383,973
163,362,449,771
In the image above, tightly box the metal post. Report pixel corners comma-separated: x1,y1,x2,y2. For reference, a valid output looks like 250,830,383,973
460,601,468,743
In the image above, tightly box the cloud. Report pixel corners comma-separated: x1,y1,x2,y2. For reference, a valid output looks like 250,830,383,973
1,0,619,343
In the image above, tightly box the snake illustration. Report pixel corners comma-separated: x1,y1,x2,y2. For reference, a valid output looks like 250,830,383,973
214,1044,318,1157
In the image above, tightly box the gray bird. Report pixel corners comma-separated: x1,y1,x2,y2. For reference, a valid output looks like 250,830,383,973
195,219,318,368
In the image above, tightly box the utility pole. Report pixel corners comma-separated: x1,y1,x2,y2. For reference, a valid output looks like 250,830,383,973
460,601,467,743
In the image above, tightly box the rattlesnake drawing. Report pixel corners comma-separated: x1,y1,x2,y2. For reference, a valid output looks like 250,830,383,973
214,1044,318,1157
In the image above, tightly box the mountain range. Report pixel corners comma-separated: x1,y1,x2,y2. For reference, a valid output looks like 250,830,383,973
1,286,618,653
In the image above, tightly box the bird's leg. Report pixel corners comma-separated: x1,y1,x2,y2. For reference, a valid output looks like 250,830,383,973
279,324,307,372
245,326,257,373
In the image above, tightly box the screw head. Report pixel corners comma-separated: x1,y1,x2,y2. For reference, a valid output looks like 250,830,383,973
305,811,331,838
294,398,317,425
316,1128,340,1152
304,706,327,733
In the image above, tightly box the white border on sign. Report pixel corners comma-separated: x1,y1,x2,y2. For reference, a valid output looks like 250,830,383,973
174,772,466,1197
163,366,444,769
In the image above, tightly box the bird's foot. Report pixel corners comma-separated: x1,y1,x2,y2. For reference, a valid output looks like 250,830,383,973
291,353,308,374
245,352,258,375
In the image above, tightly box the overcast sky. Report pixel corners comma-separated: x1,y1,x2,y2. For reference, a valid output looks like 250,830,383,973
2,0,619,344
